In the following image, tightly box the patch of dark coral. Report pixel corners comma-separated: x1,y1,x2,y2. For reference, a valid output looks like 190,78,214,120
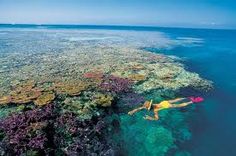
0,104,55,155
0,75,140,155
0,103,116,155
54,113,115,155
99,75,133,94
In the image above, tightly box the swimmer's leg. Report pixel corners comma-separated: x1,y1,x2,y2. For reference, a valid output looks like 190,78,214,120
168,98,186,103
144,110,159,120
171,101,193,108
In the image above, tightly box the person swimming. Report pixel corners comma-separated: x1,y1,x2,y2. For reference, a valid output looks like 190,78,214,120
128,97,204,120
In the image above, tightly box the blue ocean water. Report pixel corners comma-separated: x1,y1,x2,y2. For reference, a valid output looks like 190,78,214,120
148,28,236,156
0,25,236,155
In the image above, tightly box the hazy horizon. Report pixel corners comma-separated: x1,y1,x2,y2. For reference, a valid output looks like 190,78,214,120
0,0,236,29
1,23,236,31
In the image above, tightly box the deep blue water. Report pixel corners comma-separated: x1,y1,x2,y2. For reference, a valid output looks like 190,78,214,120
154,28,236,156
0,24,236,156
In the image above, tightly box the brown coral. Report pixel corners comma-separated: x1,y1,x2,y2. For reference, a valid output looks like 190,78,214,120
55,81,89,96
128,74,146,82
0,81,43,105
0,96,11,105
10,88,42,104
34,92,55,106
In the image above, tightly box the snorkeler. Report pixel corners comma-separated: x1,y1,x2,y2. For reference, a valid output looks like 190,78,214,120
128,97,204,120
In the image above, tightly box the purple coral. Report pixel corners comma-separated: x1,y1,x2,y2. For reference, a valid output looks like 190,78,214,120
54,113,113,155
0,105,54,155
0,97,117,155
28,135,48,149
100,75,133,94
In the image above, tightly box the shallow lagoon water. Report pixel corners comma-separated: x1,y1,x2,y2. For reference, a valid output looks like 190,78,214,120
0,25,235,156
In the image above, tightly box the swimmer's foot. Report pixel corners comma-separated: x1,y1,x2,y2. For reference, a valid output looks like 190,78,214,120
143,115,158,120
143,115,150,120
189,96,204,103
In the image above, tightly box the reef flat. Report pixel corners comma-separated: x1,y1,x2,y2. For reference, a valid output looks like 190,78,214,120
0,29,212,155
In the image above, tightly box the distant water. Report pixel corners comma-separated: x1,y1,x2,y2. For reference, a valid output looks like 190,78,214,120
0,24,236,156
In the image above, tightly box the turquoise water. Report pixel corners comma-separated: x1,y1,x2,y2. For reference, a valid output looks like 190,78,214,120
0,25,235,155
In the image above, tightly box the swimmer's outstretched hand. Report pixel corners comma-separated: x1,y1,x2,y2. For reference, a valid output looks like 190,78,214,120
128,110,135,115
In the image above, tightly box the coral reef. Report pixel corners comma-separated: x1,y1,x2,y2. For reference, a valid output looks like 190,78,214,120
128,64,145,71
145,127,174,156
62,97,95,120
100,75,133,94
0,105,54,155
9,87,41,104
0,82,55,106
0,30,213,155
54,80,90,96
92,92,114,107
0,81,42,105
61,91,114,120
0,96,11,105
33,92,56,106
54,113,113,155
0,105,114,155
83,71,104,81
128,74,146,82
113,113,176,156
0,105,25,119
134,63,212,93
118,92,145,107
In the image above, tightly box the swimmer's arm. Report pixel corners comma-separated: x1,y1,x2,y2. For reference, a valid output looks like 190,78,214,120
128,106,146,115
143,111,159,121
128,101,152,115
